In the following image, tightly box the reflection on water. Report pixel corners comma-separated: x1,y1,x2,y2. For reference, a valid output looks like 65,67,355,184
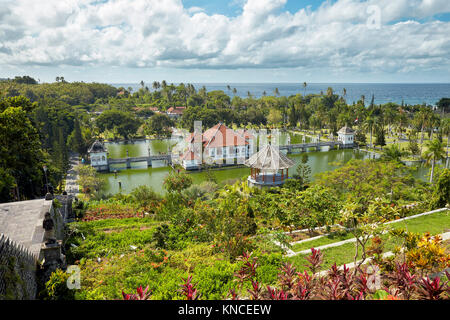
100,139,431,196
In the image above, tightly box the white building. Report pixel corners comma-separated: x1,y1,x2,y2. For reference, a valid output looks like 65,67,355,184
180,123,255,170
337,126,355,145
88,140,109,171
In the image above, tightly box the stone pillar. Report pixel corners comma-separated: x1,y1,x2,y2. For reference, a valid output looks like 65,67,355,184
41,212,66,281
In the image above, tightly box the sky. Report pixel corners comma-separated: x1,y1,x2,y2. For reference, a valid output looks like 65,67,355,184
1,0,450,84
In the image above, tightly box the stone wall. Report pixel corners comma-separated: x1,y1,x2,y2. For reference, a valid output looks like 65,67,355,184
0,195,73,300
0,234,38,300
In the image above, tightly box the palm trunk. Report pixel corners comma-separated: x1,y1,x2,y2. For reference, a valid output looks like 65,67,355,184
446,135,449,169
420,125,424,154
430,159,435,184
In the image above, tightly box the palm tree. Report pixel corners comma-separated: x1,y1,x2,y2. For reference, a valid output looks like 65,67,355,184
383,105,397,139
273,88,280,96
152,81,160,91
342,88,347,99
423,138,446,183
441,117,450,168
363,112,377,148
303,82,307,96
140,80,145,89
417,107,432,148
326,87,333,97
232,88,237,96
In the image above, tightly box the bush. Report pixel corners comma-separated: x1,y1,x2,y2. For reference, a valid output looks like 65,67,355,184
430,168,450,209
163,172,193,193
40,269,75,300
130,185,161,210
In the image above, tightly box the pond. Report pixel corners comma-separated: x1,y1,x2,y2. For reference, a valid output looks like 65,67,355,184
99,132,432,195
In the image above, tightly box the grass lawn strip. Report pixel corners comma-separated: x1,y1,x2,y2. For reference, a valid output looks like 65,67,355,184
287,210,450,272
315,231,450,277
290,208,449,254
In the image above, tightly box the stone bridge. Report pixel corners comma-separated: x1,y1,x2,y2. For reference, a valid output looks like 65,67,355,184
279,141,354,153
107,154,172,170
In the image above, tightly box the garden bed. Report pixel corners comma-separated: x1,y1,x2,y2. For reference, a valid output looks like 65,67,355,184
287,210,450,272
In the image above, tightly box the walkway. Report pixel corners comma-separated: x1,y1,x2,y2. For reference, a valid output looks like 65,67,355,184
0,199,53,258
65,153,80,197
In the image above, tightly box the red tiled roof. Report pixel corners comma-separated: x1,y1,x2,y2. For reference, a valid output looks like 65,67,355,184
167,106,185,114
185,123,249,148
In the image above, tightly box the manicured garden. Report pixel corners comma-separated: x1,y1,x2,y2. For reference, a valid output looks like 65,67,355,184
43,160,450,300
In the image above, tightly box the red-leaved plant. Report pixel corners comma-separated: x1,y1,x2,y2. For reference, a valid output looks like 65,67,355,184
180,275,200,300
122,285,152,300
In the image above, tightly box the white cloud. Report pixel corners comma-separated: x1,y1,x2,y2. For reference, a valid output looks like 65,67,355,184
0,0,449,77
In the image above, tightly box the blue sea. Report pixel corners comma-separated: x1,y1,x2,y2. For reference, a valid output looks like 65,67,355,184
111,83,450,106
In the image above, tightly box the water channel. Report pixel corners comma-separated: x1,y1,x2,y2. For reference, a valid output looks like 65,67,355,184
100,132,431,195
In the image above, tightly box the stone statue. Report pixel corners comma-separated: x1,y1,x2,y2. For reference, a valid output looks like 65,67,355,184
42,212,56,244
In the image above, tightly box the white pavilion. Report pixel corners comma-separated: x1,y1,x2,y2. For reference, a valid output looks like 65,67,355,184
244,144,295,189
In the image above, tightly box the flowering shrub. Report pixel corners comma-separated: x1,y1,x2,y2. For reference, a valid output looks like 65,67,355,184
406,233,449,274
123,248,449,300
163,172,193,193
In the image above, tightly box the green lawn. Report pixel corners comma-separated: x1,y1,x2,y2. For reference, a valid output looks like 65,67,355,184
288,210,450,272
291,210,449,253
66,217,163,260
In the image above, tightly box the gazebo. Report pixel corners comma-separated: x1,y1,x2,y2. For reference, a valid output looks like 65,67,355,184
244,144,295,188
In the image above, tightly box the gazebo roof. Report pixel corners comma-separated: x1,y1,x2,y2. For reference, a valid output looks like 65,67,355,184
338,126,355,134
244,144,295,170
88,140,107,153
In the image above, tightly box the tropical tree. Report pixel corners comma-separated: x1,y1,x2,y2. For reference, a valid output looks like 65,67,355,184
363,112,377,148
382,144,407,163
440,117,450,168
152,81,160,91
267,109,283,127
416,107,433,151
144,113,175,138
422,138,446,183
430,168,450,208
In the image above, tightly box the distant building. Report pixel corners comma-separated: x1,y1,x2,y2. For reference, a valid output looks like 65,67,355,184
179,123,255,170
167,106,186,119
337,126,355,145
88,140,109,171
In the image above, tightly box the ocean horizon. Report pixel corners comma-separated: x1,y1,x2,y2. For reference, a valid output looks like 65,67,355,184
111,82,450,107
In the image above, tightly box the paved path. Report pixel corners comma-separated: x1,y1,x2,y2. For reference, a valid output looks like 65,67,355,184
65,153,80,197
0,199,52,258
285,208,449,257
